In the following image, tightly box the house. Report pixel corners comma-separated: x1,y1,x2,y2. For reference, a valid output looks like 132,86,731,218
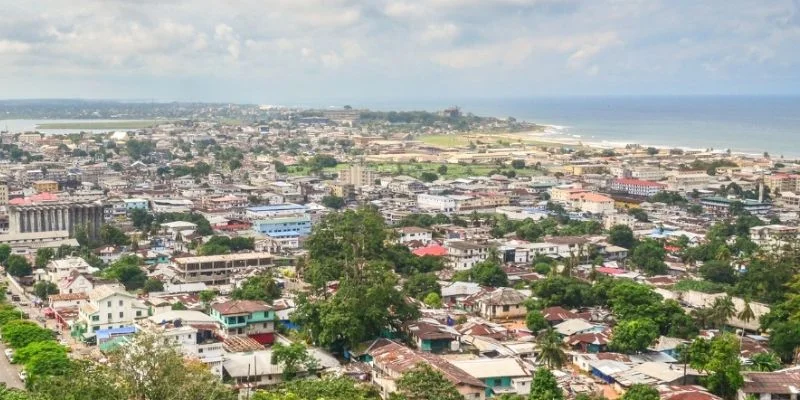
738,369,800,400
405,319,460,353
541,306,580,325
445,240,496,271
610,178,666,197
46,256,94,281
461,288,528,320
566,330,611,353
48,292,89,309
448,358,530,397
440,281,483,305
366,339,487,400
650,336,689,359
570,192,615,214
222,346,340,393
210,300,276,345
140,310,225,375
57,271,94,294
396,227,433,245
553,319,599,337
73,285,149,337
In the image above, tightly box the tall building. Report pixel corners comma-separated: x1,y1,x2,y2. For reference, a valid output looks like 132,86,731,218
7,196,107,239
339,164,376,187
0,181,8,205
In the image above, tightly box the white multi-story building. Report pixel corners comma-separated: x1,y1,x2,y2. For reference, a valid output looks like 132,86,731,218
416,194,457,212
77,285,149,333
610,178,666,197
750,225,799,252
445,240,496,270
46,257,95,281
569,192,615,214
631,167,666,181
140,310,225,376
396,227,432,244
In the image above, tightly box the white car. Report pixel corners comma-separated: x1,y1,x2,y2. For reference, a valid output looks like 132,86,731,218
4,349,13,359
18,370,26,382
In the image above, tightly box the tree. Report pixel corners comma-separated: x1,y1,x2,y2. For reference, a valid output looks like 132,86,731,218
620,384,659,400
231,273,282,302
628,208,649,222
403,273,441,300
29,360,128,400
321,195,345,210
693,334,743,399
710,296,736,328
699,261,737,284
437,165,448,175
423,292,442,308
270,342,319,380
199,290,216,307
529,368,563,400
100,224,130,246
273,160,288,173
768,321,800,363
470,260,508,287
608,225,636,249
511,160,526,169
107,333,236,400
171,302,188,310
525,310,548,333
688,204,703,215
536,329,567,369
395,363,462,400
0,309,24,327
630,239,667,275
103,255,146,291
33,281,58,299
143,278,164,293
34,248,54,268
252,376,379,400
1,321,53,348
5,255,32,277
610,319,659,354
12,341,67,366
646,147,659,156
747,352,782,372
419,172,438,183
0,244,11,264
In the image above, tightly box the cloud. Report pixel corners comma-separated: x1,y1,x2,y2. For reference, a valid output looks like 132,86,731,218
0,0,798,100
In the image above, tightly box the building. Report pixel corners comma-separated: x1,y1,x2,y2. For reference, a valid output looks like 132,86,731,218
367,339,487,400
448,358,530,398
151,198,194,213
122,198,149,211
173,252,275,285
32,180,59,193
46,256,94,281
630,167,666,181
417,194,458,212
610,178,666,197
738,369,800,400
700,197,772,215
445,240,496,270
570,192,615,214
245,203,308,219
7,198,107,239
251,214,312,240
668,172,712,192
765,173,800,193
74,285,149,336
750,225,799,251
140,310,225,375
210,300,276,345
339,164,376,187
396,227,433,245
0,181,8,205
550,185,590,202
461,288,528,320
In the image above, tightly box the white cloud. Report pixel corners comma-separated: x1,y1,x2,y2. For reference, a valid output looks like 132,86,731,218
0,40,31,54
420,23,460,43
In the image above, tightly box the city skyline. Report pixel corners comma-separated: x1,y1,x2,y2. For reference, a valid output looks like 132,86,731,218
0,0,799,103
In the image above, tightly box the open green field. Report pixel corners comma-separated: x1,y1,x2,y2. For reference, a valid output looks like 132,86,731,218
419,132,587,150
36,120,167,129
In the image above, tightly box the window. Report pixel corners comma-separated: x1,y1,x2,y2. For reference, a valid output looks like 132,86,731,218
107,313,112,320
93,326,100,332
91,315,99,321
494,379,502,386
119,300,123,306
198,348,204,353
107,301,111,307
136,311,142,317
119,312,124,318
502,305,510,312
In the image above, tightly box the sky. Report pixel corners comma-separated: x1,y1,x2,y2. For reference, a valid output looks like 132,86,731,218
1,0,799,104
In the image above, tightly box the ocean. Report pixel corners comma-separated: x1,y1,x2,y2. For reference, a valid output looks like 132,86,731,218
458,96,800,158
366,95,800,158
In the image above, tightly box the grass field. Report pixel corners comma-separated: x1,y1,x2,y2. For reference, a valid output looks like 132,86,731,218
288,161,542,179
419,132,587,150
36,120,167,129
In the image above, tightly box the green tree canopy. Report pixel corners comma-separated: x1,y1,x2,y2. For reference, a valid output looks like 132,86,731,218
34,248,55,269
630,239,667,275
251,376,379,400
394,363,462,400
620,384,659,400
608,225,636,249
1,321,54,348
403,273,441,300
525,310,549,333
610,319,659,354
321,195,346,209
143,278,164,293
231,273,282,302
103,255,146,291
33,281,58,300
470,260,508,287
6,255,32,277
529,368,563,400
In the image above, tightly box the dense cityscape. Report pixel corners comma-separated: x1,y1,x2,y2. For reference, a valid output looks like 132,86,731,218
0,101,796,400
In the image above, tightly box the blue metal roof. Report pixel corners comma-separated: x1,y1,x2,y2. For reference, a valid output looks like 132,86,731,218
96,326,137,340
246,203,307,212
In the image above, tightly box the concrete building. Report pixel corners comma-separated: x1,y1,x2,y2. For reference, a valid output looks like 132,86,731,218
0,181,8,205
569,192,615,214
210,300,276,345
32,180,59,193
74,286,149,335
173,252,275,285
610,178,666,197
339,164,376,187
396,227,432,244
140,310,225,376
8,199,107,239
750,225,799,251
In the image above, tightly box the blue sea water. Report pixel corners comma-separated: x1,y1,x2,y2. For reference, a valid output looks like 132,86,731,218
370,96,800,158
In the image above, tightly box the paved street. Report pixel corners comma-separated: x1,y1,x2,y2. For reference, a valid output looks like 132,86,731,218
0,341,23,389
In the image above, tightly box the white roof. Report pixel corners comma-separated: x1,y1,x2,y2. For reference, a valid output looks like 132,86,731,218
146,310,218,325
449,358,528,379
554,319,596,336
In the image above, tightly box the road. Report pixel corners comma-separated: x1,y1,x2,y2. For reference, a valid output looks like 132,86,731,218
0,341,23,389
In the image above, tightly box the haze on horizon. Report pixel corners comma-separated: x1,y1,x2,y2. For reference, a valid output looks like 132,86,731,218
1,0,799,104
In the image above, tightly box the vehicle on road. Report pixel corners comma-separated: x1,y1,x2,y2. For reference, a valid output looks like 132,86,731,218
10,295,19,302
4,349,13,361
18,370,26,382
18,302,28,307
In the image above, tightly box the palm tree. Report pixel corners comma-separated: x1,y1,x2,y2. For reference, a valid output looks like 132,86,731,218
536,329,567,369
738,299,755,331
690,307,714,329
711,296,736,329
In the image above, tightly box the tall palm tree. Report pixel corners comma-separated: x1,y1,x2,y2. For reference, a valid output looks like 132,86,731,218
738,299,755,328
536,329,567,369
711,296,736,329
747,352,782,372
690,307,714,330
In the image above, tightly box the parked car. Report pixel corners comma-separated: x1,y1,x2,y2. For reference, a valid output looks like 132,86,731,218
10,295,20,302
4,349,13,360
18,370,26,382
